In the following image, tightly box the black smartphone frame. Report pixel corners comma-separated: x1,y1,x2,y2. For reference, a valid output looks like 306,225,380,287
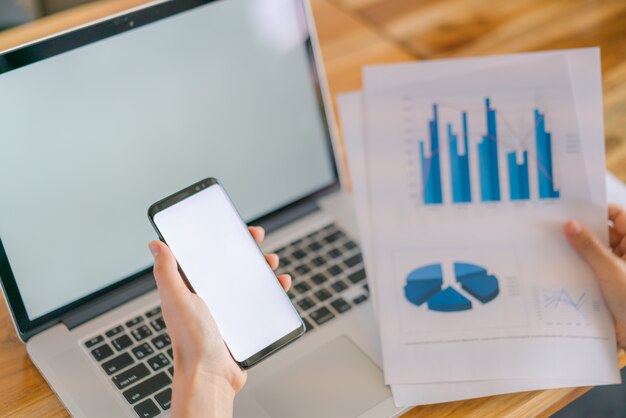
147,177,305,368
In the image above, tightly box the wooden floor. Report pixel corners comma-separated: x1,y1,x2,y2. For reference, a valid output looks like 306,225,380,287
0,0,625,417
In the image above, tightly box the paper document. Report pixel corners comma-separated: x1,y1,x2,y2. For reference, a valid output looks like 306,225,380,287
337,48,621,405
339,90,623,406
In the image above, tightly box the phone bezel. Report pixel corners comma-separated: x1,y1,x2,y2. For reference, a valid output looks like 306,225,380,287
147,177,305,369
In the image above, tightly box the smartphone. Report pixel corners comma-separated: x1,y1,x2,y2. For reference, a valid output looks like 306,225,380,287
148,178,305,368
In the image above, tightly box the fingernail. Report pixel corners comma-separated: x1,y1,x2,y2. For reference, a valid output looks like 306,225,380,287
566,220,582,237
148,242,160,257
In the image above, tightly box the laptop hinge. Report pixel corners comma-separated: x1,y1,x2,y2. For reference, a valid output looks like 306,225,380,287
62,272,156,330
258,198,320,233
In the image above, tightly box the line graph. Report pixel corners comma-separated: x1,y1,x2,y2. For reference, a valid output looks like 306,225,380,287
542,288,586,312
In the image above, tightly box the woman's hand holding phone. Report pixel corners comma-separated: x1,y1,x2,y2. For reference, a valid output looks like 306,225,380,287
148,226,291,418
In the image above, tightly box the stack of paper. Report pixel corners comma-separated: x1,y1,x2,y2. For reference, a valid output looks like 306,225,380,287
336,48,621,406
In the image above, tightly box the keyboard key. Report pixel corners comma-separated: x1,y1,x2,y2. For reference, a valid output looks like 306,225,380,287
327,265,343,276
310,273,327,285
344,254,363,268
324,230,345,243
102,352,134,375
133,398,160,418
310,307,335,325
292,249,307,259
331,280,348,292
327,248,342,259
112,334,133,351
302,317,314,332
150,317,166,332
131,343,154,360
147,353,170,371
295,264,311,275
363,284,369,293
297,297,316,311
152,334,171,350
353,294,368,305
281,258,292,267
168,366,174,377
167,347,174,360
84,335,104,348
287,291,296,300
311,256,326,266
145,306,161,318
131,325,153,341
125,316,144,328
344,240,358,250
112,363,150,389
331,298,351,313
308,241,323,251
322,224,335,231
105,326,124,338
91,344,114,361
155,388,172,410
123,372,171,404
314,288,332,302
293,281,311,294
348,269,366,284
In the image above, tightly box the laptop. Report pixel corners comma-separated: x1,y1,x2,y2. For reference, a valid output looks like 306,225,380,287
0,1,405,417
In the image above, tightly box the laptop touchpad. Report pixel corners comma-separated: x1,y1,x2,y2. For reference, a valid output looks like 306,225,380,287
250,335,390,418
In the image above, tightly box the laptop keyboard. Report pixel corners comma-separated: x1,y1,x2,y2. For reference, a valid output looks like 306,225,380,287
82,223,368,417
277,224,370,330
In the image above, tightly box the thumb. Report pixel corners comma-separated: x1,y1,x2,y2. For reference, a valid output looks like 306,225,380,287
564,220,618,282
148,240,190,298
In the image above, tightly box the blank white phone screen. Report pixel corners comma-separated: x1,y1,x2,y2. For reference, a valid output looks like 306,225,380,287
153,184,302,362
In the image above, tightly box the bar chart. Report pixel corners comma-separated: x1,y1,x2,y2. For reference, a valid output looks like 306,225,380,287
418,97,561,205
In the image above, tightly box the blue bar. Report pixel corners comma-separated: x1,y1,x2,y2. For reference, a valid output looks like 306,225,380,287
419,104,443,204
507,151,530,200
534,109,560,199
460,113,472,202
477,98,501,202
447,112,471,203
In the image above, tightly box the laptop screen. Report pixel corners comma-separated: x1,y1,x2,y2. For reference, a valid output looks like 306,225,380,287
0,0,336,321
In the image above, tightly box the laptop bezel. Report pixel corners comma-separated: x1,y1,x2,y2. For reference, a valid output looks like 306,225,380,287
0,0,340,341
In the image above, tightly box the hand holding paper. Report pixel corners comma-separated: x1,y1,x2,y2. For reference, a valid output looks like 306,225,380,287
337,48,622,406
565,207,626,348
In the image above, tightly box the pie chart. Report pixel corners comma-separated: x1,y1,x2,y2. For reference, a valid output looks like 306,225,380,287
404,262,499,312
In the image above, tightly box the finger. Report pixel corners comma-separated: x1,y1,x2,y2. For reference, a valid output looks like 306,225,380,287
248,226,265,244
608,204,626,235
564,220,620,281
277,274,292,291
148,241,189,298
265,253,279,270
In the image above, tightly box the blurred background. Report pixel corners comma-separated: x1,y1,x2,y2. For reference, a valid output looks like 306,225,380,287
0,0,625,416
0,0,96,30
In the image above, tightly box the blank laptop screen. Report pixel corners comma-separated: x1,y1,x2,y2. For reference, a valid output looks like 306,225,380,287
0,0,336,320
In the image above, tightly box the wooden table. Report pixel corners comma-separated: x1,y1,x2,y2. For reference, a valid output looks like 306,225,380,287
1,0,625,416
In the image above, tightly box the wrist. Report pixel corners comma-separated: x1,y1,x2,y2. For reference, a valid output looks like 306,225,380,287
172,361,236,418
